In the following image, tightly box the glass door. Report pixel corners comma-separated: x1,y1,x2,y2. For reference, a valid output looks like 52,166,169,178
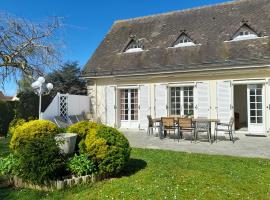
120,89,138,128
247,84,265,134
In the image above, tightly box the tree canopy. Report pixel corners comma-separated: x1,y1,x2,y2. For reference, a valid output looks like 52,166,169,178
46,61,87,97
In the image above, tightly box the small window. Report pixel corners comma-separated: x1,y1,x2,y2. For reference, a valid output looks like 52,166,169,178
124,39,144,53
173,33,195,48
232,24,259,41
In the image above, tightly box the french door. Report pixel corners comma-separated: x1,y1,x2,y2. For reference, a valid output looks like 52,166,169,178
120,89,139,128
169,86,194,116
247,84,265,134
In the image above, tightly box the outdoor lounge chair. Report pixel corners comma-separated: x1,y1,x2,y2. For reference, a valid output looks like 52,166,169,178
161,117,178,139
214,117,234,143
178,117,195,141
54,116,71,128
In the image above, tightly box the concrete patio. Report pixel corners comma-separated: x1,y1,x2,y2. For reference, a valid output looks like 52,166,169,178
122,130,270,159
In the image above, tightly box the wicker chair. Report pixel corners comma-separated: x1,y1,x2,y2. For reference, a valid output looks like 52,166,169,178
161,117,178,139
178,118,195,141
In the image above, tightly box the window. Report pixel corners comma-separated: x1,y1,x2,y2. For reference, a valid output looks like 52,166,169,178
232,24,259,41
124,39,144,53
173,33,195,48
170,86,194,116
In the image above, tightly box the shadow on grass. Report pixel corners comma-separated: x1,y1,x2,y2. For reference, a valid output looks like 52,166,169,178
118,158,147,177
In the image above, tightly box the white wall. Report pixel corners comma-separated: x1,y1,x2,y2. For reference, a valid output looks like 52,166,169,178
41,93,90,120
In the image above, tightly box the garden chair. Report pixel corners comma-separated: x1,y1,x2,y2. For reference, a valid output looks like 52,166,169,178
147,115,159,135
195,120,211,143
178,117,195,141
161,117,178,139
214,117,235,143
54,116,70,128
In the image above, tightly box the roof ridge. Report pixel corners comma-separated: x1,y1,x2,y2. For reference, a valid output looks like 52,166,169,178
114,0,255,24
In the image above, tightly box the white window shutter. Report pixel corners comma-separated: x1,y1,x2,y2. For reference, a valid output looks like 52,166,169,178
106,86,116,127
196,82,210,118
217,81,232,123
139,85,149,129
155,84,168,118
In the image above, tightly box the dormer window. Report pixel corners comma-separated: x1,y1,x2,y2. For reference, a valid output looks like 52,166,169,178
232,24,259,41
173,33,195,48
124,37,144,53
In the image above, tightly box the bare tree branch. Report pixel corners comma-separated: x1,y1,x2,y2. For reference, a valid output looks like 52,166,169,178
0,13,63,84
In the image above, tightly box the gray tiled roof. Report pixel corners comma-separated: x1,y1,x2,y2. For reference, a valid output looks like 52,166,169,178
83,0,270,77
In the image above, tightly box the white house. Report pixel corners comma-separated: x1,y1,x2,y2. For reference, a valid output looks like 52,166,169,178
82,0,270,136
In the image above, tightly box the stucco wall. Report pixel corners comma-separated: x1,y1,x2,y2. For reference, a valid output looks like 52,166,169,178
87,67,270,134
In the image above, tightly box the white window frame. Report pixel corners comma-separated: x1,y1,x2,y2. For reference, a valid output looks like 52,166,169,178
169,86,194,116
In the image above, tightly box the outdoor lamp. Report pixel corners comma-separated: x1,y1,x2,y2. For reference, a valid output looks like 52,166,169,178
46,83,54,91
31,76,53,119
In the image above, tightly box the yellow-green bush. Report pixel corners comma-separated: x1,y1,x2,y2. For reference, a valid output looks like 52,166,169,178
67,121,99,137
84,125,131,176
67,121,99,152
8,118,26,136
10,120,59,152
85,129,109,162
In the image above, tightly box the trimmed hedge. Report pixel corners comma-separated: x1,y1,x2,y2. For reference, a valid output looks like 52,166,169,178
85,125,131,176
67,121,99,152
9,120,59,152
16,135,66,184
8,118,26,136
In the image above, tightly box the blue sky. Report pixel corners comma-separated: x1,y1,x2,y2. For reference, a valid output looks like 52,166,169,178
2,0,231,96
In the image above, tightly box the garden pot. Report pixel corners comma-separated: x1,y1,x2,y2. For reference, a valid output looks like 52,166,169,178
55,133,77,154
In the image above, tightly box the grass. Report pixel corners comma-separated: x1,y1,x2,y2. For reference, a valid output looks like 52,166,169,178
1,148,270,200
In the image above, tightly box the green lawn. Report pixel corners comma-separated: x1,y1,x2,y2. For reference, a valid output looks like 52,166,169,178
1,148,270,200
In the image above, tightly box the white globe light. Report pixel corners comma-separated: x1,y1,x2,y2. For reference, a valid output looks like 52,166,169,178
31,81,41,89
31,82,37,88
37,76,45,84
46,83,53,90
35,80,42,88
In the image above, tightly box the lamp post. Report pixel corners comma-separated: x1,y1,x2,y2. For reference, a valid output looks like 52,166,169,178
31,76,53,119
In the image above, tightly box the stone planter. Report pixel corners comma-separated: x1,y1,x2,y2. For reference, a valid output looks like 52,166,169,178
55,133,77,154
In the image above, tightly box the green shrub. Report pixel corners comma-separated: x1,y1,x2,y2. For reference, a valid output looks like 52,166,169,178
10,120,59,152
16,135,66,184
68,154,96,176
0,100,15,136
85,126,131,176
8,118,26,136
14,91,52,120
67,121,99,138
0,154,21,176
67,121,99,152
